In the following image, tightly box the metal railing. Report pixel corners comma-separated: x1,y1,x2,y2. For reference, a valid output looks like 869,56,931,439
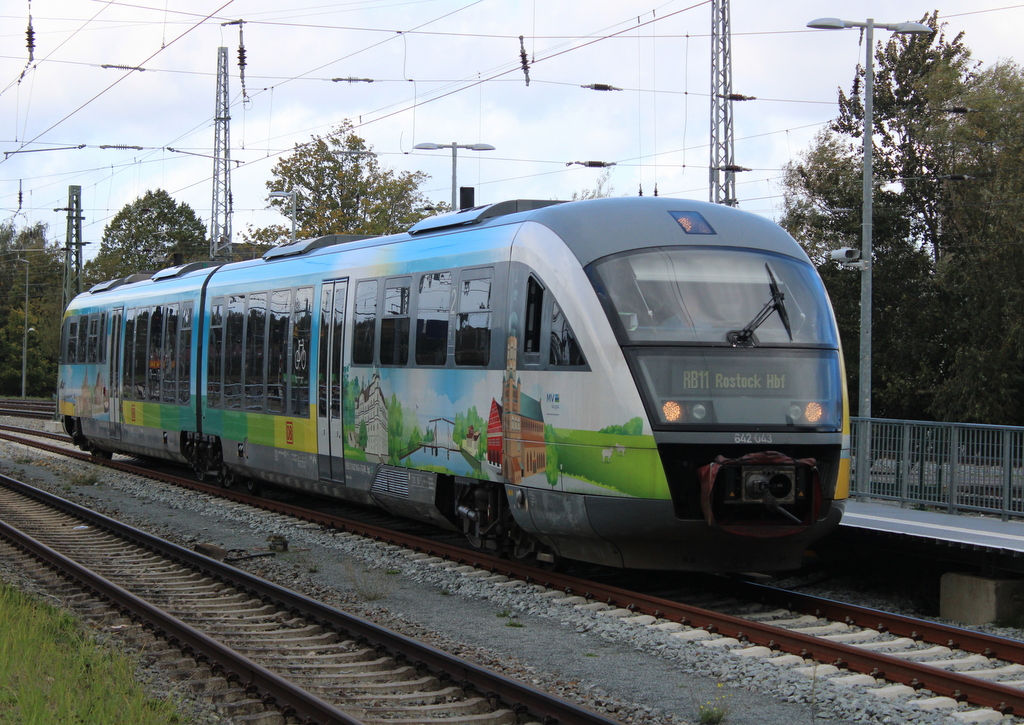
850,417,1024,520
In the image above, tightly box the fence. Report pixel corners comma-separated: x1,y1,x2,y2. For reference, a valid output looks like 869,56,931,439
850,417,1024,520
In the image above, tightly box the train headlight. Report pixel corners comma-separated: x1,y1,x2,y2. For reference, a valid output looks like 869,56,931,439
788,401,825,425
804,401,823,423
663,400,682,422
692,403,707,420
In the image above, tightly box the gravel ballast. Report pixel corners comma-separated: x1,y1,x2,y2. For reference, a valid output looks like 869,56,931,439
0,422,1014,725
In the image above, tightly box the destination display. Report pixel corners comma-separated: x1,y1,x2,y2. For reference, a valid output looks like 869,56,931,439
680,369,788,391
632,348,843,429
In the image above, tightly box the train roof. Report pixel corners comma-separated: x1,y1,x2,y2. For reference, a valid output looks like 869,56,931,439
75,197,810,307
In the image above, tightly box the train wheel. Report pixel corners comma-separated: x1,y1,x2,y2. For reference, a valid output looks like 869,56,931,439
91,448,113,460
244,477,263,496
215,464,233,489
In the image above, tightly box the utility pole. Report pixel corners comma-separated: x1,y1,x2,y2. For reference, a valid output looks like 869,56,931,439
56,185,84,310
210,46,233,261
709,0,751,206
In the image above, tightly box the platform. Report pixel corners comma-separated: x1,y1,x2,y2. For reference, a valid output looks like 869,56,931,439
834,500,1024,572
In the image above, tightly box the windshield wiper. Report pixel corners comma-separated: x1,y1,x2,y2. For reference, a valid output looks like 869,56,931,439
727,264,793,346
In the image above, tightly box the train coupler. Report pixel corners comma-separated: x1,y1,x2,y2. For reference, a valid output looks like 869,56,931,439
698,451,821,536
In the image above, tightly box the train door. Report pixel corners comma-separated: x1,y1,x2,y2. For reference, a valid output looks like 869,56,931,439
317,279,348,482
108,307,123,441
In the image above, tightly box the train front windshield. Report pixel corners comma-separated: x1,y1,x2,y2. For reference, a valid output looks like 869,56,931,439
590,246,843,431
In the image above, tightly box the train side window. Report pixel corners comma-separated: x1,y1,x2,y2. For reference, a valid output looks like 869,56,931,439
523,277,544,365
380,278,411,366
317,285,333,418
178,304,192,404
207,298,224,408
455,269,492,366
291,286,313,417
123,309,135,397
549,299,586,367
66,318,79,364
268,290,290,414
224,294,245,409
133,308,150,400
416,271,451,366
148,306,164,401
99,313,107,363
77,316,89,363
86,315,99,363
161,304,178,404
245,292,267,412
352,280,378,366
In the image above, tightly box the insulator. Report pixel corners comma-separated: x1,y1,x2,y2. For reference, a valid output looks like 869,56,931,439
237,45,247,70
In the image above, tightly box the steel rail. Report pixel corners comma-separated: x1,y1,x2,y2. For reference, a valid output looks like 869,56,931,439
0,473,622,725
6,428,1024,713
0,492,364,725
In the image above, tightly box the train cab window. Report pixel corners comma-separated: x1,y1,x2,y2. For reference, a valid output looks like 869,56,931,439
207,298,224,408
522,277,544,366
352,280,378,366
550,300,585,367
178,304,192,404
380,278,411,366
267,290,290,414
65,319,79,364
245,292,267,411
291,286,313,417
133,308,150,400
416,271,451,366
224,294,245,409
161,304,179,404
455,269,492,367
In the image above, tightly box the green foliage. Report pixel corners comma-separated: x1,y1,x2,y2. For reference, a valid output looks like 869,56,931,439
544,423,560,486
243,121,436,246
598,417,644,436
85,189,207,284
0,222,63,397
780,14,1024,424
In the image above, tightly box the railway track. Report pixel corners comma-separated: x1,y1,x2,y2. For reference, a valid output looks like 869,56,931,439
0,398,56,419
0,471,621,725
2,423,1024,721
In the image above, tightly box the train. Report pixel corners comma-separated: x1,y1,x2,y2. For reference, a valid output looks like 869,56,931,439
58,196,850,571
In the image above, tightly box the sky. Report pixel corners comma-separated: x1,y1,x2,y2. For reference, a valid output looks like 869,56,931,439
1,0,1022,261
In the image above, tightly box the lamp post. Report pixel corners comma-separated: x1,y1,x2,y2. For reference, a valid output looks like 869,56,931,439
413,142,495,209
269,190,297,244
806,17,931,419
16,258,30,398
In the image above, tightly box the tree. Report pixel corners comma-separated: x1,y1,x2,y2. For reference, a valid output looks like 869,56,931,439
243,121,435,246
779,14,1024,424
0,222,64,397
85,189,207,284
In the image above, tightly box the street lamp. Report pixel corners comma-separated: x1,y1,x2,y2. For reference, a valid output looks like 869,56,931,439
806,17,931,419
413,142,495,209
16,258,30,399
269,190,297,244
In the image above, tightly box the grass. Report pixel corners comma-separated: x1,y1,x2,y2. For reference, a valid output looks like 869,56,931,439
342,560,394,601
68,470,101,486
696,684,730,725
0,584,181,725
